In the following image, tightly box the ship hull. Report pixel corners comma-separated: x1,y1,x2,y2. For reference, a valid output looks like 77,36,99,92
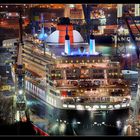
25,81,130,111
26,91,129,136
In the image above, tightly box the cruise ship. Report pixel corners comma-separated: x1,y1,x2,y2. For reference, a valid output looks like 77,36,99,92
3,19,131,111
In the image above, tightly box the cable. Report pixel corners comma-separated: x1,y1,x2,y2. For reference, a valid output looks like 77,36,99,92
123,11,140,60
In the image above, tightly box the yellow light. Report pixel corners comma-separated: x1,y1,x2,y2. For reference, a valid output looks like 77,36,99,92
71,60,73,63
76,60,79,63
93,60,94,62
65,60,68,63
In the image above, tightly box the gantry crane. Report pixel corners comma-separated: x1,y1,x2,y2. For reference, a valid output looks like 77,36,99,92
12,9,49,136
14,9,30,122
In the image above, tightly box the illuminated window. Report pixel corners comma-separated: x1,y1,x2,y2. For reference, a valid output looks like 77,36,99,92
82,60,84,63
87,60,89,63
65,60,68,63
69,4,75,8
92,60,94,62
76,60,79,63
71,60,73,63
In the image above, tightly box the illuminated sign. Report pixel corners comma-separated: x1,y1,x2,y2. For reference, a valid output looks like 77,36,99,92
0,85,11,91
112,36,140,42
70,9,82,19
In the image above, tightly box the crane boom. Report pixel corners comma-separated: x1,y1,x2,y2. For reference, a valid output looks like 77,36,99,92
123,12,140,59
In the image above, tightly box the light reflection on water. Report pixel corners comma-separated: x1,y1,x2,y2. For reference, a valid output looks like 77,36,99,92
27,94,129,136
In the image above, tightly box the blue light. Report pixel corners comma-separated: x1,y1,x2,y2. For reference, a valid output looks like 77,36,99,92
38,33,48,40
64,40,71,55
67,40,70,55
129,45,135,49
89,39,95,54
71,52,74,55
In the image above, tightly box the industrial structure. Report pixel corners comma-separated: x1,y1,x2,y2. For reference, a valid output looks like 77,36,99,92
11,9,49,136
13,9,29,122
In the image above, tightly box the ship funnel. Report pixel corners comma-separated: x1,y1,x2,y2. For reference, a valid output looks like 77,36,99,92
89,34,96,55
64,25,70,55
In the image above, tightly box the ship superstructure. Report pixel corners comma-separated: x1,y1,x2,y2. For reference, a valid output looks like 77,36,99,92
20,25,131,111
